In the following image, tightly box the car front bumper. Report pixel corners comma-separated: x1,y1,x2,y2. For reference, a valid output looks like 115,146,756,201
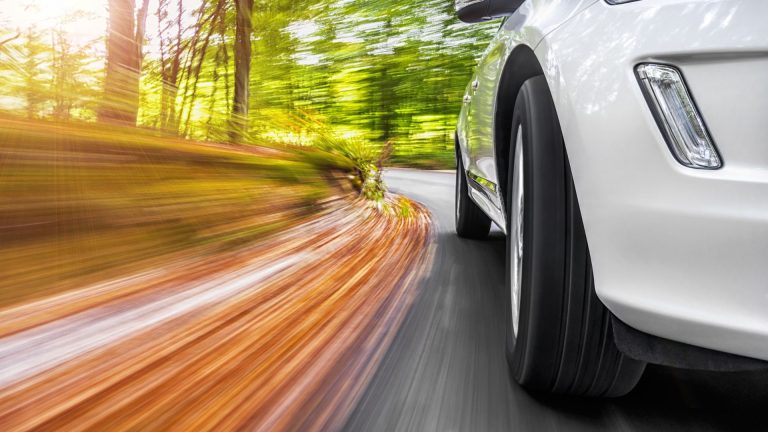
538,0,768,361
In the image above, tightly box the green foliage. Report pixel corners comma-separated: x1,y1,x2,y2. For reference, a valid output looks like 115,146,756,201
393,196,415,219
139,0,497,166
0,24,100,121
0,0,497,167
254,0,497,167
359,165,386,202
297,119,391,202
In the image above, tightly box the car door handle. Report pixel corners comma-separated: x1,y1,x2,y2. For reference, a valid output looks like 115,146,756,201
463,95,472,104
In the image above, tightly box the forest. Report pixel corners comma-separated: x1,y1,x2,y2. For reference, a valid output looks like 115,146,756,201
0,0,497,167
0,3,500,425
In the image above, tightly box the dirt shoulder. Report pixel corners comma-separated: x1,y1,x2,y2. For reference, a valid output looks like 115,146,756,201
0,196,433,431
0,117,348,307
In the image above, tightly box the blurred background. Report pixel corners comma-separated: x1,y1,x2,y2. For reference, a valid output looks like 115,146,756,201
4,3,768,431
0,2,475,428
0,0,497,309
0,0,496,167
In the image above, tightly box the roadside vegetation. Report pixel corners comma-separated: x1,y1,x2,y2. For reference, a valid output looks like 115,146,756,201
0,1,465,427
0,116,334,307
0,0,496,168
0,0,491,306
0,113,412,309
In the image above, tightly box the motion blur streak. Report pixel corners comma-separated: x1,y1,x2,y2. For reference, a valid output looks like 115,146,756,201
0,199,432,431
0,116,343,308
0,117,433,431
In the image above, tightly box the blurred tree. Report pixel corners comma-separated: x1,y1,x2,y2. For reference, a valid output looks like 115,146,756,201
22,28,47,119
100,0,150,125
0,0,497,167
156,0,186,132
180,0,227,137
0,32,19,49
230,0,253,143
51,30,94,120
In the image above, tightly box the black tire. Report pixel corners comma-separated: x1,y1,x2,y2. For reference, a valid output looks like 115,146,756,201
504,76,645,397
455,137,492,239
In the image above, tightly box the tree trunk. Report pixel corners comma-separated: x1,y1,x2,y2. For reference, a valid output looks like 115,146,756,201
100,0,150,125
230,0,253,143
159,0,184,133
182,0,225,137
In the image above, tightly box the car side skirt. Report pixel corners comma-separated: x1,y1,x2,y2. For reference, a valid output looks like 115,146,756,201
467,173,507,233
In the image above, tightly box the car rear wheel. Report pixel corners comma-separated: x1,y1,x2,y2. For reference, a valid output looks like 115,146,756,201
504,76,646,397
455,137,492,239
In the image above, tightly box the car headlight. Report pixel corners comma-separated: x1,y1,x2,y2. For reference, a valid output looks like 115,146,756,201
636,63,722,170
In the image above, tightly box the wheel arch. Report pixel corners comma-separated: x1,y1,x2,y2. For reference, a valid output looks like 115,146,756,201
494,44,545,208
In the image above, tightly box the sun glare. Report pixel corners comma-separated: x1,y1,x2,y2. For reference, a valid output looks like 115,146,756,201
1,0,106,46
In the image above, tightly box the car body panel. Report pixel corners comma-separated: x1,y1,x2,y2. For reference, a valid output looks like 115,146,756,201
458,0,598,230
457,0,768,361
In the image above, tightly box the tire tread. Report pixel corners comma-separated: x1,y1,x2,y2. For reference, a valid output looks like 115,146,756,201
506,76,645,398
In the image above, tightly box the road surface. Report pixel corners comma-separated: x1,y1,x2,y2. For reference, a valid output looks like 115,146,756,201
345,169,768,431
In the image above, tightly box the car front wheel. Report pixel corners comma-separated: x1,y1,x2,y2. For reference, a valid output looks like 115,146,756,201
504,76,646,397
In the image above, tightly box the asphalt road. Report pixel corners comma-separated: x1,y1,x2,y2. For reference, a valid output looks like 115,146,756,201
344,168,768,432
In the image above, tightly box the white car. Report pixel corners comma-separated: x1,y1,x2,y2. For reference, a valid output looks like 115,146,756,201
454,0,768,397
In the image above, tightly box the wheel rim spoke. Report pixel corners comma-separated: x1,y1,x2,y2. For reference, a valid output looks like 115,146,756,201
455,169,461,222
511,128,524,337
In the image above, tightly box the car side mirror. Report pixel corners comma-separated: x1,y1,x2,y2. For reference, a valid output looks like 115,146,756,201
455,0,524,23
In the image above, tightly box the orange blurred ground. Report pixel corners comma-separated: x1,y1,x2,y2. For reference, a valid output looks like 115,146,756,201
0,197,433,431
